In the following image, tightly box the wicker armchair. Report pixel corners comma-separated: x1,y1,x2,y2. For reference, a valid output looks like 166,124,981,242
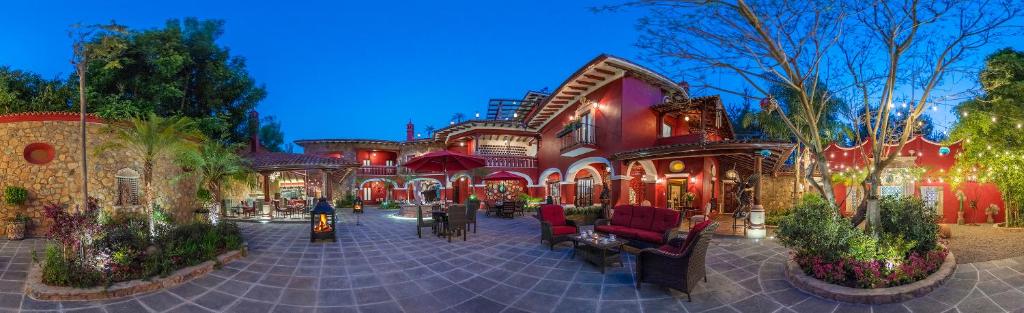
634,221,719,301
500,202,516,219
539,204,579,250
446,205,468,242
466,199,480,233
416,205,434,238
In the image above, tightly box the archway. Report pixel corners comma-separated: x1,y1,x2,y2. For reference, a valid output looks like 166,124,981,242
627,162,649,205
404,178,443,204
359,178,399,204
541,169,563,203
566,157,615,181
569,165,604,207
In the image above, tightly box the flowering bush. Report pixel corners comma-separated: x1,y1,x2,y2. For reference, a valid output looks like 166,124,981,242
37,199,244,288
795,247,948,288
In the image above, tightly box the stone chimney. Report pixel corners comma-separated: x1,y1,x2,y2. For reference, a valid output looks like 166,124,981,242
249,111,262,153
406,120,415,141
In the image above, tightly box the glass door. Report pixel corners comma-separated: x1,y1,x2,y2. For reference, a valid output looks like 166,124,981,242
576,178,594,207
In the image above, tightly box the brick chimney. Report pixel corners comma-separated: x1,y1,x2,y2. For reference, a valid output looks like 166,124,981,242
249,111,262,153
677,81,690,96
406,120,415,141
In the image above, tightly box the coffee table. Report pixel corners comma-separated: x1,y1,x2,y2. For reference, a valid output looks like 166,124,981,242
571,234,629,273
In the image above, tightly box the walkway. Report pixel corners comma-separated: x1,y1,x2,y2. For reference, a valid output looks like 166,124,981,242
0,209,1022,312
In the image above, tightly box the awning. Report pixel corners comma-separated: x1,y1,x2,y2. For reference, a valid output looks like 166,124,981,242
483,171,527,182
243,151,359,172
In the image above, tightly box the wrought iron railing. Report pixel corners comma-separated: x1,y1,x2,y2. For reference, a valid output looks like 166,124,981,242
560,123,597,151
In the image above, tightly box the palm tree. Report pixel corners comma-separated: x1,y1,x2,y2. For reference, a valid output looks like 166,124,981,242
179,140,250,220
424,125,436,136
452,113,466,124
98,112,202,235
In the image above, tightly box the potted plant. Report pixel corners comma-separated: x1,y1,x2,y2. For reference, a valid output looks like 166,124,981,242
556,120,582,138
682,192,696,208
4,186,29,240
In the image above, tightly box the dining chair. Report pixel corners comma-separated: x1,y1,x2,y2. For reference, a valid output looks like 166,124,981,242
446,204,468,242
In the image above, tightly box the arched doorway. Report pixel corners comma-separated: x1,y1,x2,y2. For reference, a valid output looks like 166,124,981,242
628,162,647,205
540,168,562,204
359,178,398,204
569,165,605,207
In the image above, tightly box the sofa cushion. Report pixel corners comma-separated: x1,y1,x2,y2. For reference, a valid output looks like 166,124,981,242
650,208,681,234
680,220,713,252
551,225,577,236
540,204,567,226
629,206,655,230
631,229,665,244
595,225,635,238
610,205,634,226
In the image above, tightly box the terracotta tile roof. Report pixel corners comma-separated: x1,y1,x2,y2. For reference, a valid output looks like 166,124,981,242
243,151,358,172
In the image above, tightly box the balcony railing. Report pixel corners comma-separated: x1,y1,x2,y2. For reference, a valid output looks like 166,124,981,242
358,165,397,176
482,155,537,168
560,123,598,153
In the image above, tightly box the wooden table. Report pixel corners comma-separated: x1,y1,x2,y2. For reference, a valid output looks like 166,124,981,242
571,234,628,273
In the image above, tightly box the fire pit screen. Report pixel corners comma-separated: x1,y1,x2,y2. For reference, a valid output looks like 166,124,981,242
310,198,337,242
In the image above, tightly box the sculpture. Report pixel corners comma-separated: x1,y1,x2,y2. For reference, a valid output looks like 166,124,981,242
985,204,999,224
955,190,966,225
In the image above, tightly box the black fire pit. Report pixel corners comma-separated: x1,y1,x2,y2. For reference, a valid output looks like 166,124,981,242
310,198,337,242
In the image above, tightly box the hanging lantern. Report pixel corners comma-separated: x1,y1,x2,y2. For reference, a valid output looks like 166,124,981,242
498,183,507,194
760,96,776,111
758,149,772,158
939,146,951,156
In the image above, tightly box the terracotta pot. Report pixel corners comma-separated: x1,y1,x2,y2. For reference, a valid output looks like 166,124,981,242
6,222,26,240
938,224,952,239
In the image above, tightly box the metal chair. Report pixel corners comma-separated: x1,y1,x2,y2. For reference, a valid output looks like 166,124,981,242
416,205,434,238
446,205,468,242
466,199,480,233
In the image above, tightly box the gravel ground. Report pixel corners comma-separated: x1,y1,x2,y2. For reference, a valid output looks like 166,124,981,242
946,223,1024,263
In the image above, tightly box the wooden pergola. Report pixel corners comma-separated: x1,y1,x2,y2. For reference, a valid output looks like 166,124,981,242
243,151,358,202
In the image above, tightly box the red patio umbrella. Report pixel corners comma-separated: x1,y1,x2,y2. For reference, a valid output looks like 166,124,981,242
402,151,487,204
483,171,526,182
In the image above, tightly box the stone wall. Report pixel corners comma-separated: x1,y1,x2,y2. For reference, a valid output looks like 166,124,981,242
0,113,197,236
762,174,799,213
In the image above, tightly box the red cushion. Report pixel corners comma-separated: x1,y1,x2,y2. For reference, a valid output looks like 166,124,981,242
610,205,634,226
680,220,713,252
540,205,566,226
629,206,655,230
650,208,681,234
631,229,664,244
594,225,634,238
551,225,577,236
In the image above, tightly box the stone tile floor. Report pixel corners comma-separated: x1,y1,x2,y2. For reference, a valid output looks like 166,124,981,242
0,208,1023,312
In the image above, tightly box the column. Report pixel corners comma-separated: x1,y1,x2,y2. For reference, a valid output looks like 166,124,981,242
262,172,272,219
747,153,767,239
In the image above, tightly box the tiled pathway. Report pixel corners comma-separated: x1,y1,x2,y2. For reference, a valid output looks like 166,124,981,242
1,208,1023,312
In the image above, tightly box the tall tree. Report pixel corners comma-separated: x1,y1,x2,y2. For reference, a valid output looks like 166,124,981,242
949,48,1024,226
97,113,202,235
70,22,128,208
452,113,466,124
0,66,74,113
84,18,268,143
621,0,1020,234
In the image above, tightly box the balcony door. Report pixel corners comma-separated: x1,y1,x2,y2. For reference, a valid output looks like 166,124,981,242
578,112,593,144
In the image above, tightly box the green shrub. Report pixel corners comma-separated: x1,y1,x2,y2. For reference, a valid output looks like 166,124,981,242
776,194,860,262
879,196,939,253
765,207,793,226
378,201,401,210
40,245,102,288
4,186,28,206
846,233,878,262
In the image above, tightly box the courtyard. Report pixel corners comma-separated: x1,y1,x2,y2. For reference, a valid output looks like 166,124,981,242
0,208,1019,313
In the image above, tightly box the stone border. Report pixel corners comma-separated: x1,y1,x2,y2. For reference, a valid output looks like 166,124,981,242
25,244,247,301
784,250,956,304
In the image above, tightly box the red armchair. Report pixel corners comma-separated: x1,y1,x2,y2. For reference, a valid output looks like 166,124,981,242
539,204,578,250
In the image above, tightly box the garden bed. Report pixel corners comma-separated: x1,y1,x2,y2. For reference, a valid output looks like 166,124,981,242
26,245,247,301
784,248,956,304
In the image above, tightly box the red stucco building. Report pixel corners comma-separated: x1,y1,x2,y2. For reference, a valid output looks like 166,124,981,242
295,55,794,213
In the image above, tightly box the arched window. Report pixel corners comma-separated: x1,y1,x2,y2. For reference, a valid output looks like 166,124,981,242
115,168,141,206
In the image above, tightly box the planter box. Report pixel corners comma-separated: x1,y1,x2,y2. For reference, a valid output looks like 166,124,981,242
784,249,956,304
26,244,248,301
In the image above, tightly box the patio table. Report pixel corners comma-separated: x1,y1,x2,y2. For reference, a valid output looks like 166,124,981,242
571,233,628,273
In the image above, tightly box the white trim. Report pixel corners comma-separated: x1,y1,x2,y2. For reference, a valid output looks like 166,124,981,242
609,175,631,181
565,157,614,182
359,178,399,189
538,167,563,183
626,160,658,182
403,177,443,189
664,173,690,178
560,182,576,185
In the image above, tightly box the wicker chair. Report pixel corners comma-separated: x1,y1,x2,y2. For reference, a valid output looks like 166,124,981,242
635,221,719,301
539,204,578,250
515,201,526,217
466,199,480,233
416,205,434,238
446,205,468,242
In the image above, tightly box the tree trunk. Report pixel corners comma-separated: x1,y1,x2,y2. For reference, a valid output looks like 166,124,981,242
213,183,225,223
143,160,156,237
865,173,881,236
77,63,89,209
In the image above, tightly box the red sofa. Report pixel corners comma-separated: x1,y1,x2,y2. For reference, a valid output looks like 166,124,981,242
595,205,681,245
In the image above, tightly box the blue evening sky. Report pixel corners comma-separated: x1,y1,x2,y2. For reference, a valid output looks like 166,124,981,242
2,1,1018,148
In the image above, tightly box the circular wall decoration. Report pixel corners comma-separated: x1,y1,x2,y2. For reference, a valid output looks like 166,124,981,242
669,160,685,173
24,143,56,165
